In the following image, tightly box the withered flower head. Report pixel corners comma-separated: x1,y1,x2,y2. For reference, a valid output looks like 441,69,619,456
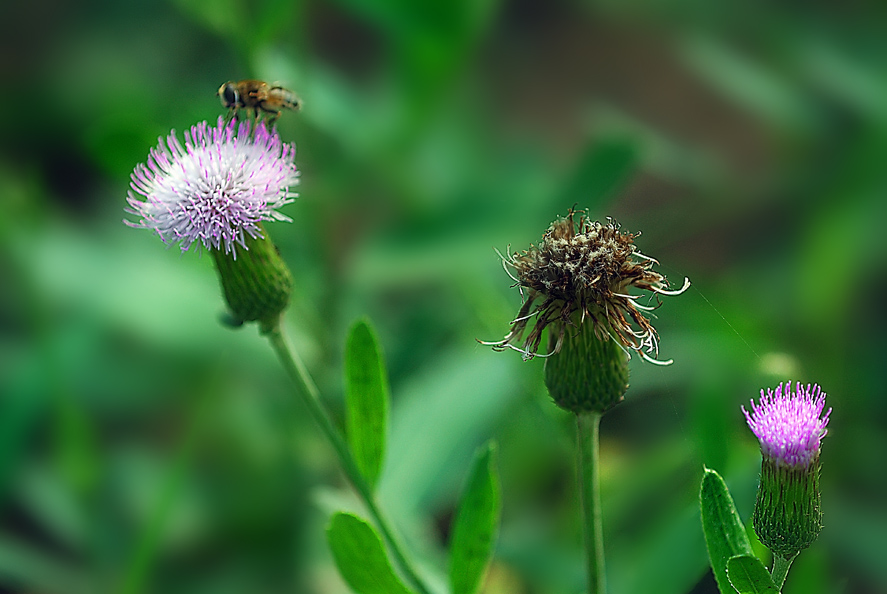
484,209,690,365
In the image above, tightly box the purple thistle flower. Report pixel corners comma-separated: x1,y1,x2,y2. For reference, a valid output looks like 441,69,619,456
742,381,831,468
125,116,299,257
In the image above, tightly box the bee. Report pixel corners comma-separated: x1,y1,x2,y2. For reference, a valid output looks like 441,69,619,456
217,80,301,123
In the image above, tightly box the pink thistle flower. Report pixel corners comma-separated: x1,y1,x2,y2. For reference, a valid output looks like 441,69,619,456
742,381,831,468
125,116,299,257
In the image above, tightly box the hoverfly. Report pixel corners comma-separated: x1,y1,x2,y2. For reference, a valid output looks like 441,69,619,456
217,80,301,123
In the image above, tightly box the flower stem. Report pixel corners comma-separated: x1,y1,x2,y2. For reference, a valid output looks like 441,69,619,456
265,324,432,594
577,411,606,594
771,554,796,590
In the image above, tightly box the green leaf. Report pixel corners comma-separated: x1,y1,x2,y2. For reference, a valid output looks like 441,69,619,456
379,351,519,515
169,0,244,39
727,555,780,594
449,441,501,594
700,467,755,594
326,513,415,594
344,319,390,489
679,36,816,132
555,137,638,209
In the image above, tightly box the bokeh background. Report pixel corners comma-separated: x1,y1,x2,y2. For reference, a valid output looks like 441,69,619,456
1,0,886,593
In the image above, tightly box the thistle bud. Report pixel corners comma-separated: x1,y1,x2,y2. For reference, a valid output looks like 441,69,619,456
124,117,300,332
743,381,830,559
543,313,629,414
211,226,293,332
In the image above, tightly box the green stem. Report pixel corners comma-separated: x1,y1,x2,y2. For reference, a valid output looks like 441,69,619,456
577,411,606,594
771,554,796,590
265,324,432,594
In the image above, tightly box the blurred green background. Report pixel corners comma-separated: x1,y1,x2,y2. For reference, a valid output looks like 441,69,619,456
1,0,885,593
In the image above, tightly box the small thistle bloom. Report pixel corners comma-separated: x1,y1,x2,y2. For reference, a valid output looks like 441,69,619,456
484,209,690,364
125,116,299,257
125,117,299,332
743,381,831,468
743,381,830,560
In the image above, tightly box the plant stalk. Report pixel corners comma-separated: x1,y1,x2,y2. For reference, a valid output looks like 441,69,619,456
577,411,606,594
265,324,431,594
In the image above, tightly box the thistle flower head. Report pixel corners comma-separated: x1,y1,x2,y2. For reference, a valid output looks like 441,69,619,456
743,381,831,468
125,116,299,257
484,209,690,364
746,381,830,559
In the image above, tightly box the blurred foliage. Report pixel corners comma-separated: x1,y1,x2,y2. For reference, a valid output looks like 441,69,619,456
1,0,886,593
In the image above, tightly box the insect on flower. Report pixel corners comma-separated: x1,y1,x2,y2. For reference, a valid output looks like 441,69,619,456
218,80,301,124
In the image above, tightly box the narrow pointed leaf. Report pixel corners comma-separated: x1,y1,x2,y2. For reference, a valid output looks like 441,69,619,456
700,467,755,594
326,513,414,594
344,319,389,489
449,441,501,594
727,555,779,594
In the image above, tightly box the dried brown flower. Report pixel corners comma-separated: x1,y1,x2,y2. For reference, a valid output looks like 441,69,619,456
483,209,690,364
